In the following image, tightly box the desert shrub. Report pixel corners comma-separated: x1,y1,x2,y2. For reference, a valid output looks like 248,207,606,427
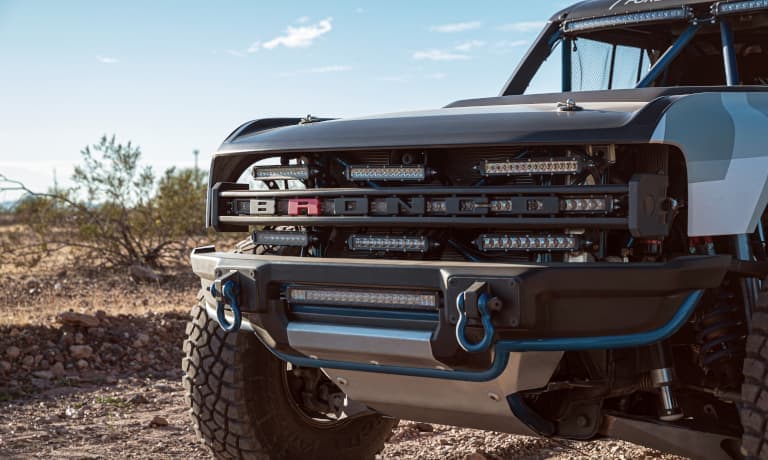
4,135,207,268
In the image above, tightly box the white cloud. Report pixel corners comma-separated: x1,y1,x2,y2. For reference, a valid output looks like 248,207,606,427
429,21,481,33
309,65,352,73
412,49,469,61
280,65,352,77
226,49,246,57
296,16,310,24
497,21,544,32
424,72,447,80
96,56,118,64
454,40,485,52
246,41,261,53
263,17,333,49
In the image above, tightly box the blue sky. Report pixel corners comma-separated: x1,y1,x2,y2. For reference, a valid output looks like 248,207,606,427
0,0,569,198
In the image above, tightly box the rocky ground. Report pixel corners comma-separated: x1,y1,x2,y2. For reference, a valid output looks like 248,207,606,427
0,268,685,459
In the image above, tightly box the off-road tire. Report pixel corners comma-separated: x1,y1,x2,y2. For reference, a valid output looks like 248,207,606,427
182,297,397,459
741,283,768,459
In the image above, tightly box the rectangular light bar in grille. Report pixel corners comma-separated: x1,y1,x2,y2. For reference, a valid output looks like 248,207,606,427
560,197,613,213
348,234,430,252
252,165,310,180
479,159,582,176
476,234,582,252
287,286,439,310
563,7,691,33
713,0,768,15
346,165,427,181
253,230,310,247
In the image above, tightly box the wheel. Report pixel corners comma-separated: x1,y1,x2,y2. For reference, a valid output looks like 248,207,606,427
741,283,768,459
182,296,397,460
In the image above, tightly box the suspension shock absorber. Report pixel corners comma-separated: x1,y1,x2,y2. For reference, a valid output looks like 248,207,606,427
689,236,746,388
695,291,745,388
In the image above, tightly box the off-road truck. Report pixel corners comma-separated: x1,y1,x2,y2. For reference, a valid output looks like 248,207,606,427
183,1,768,458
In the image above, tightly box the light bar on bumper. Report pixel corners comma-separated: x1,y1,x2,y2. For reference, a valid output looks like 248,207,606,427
287,286,439,311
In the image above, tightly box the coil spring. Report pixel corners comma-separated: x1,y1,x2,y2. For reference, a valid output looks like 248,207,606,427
695,300,745,371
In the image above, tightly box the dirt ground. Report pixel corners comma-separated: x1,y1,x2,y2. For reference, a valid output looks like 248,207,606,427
0,242,685,459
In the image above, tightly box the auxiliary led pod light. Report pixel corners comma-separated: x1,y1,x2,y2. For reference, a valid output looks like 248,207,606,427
560,197,613,213
475,234,582,252
347,234,431,252
287,286,439,310
479,159,583,176
252,165,310,180
346,165,428,181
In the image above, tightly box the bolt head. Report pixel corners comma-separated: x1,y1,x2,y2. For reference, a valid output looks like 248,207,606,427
336,377,348,386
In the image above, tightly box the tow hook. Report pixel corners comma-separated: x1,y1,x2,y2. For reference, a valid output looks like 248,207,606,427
455,281,502,353
210,272,242,333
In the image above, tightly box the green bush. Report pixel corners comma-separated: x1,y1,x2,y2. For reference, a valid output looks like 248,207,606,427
8,135,207,268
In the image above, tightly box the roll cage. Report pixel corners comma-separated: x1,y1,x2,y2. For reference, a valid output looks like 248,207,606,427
501,0,768,95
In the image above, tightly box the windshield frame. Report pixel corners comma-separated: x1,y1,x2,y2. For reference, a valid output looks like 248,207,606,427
499,2,766,95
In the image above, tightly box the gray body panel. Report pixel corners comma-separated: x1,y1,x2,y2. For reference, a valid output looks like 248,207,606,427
651,92,768,235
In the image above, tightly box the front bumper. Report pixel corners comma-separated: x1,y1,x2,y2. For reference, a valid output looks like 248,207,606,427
191,247,730,380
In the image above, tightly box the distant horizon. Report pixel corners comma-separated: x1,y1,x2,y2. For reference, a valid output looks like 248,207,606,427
0,0,568,200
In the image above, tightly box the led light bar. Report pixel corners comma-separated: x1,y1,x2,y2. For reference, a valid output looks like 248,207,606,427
713,0,768,15
476,234,582,252
563,7,691,33
348,234,431,252
560,197,613,213
346,165,427,182
252,165,310,181
479,159,582,176
287,286,439,310
253,230,310,247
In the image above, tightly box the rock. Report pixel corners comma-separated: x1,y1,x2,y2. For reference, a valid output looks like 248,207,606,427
76,359,89,370
74,332,85,344
24,277,40,290
69,345,93,360
130,265,161,284
30,377,51,389
53,282,63,293
33,370,54,380
414,422,434,432
56,269,67,279
57,312,100,328
132,333,150,348
50,362,65,377
128,394,149,404
148,415,169,427
463,453,488,460
21,355,34,368
6,346,20,360
0,361,10,372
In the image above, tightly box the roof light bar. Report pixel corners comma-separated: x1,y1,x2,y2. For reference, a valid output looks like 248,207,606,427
252,165,310,181
253,230,310,247
560,197,614,213
476,234,582,252
479,159,583,176
287,286,439,310
346,165,427,182
713,0,768,15
348,234,431,253
563,7,691,33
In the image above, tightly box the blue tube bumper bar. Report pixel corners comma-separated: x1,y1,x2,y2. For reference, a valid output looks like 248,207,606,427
204,289,705,382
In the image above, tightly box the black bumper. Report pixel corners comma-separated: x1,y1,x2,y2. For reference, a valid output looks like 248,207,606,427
191,247,730,371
